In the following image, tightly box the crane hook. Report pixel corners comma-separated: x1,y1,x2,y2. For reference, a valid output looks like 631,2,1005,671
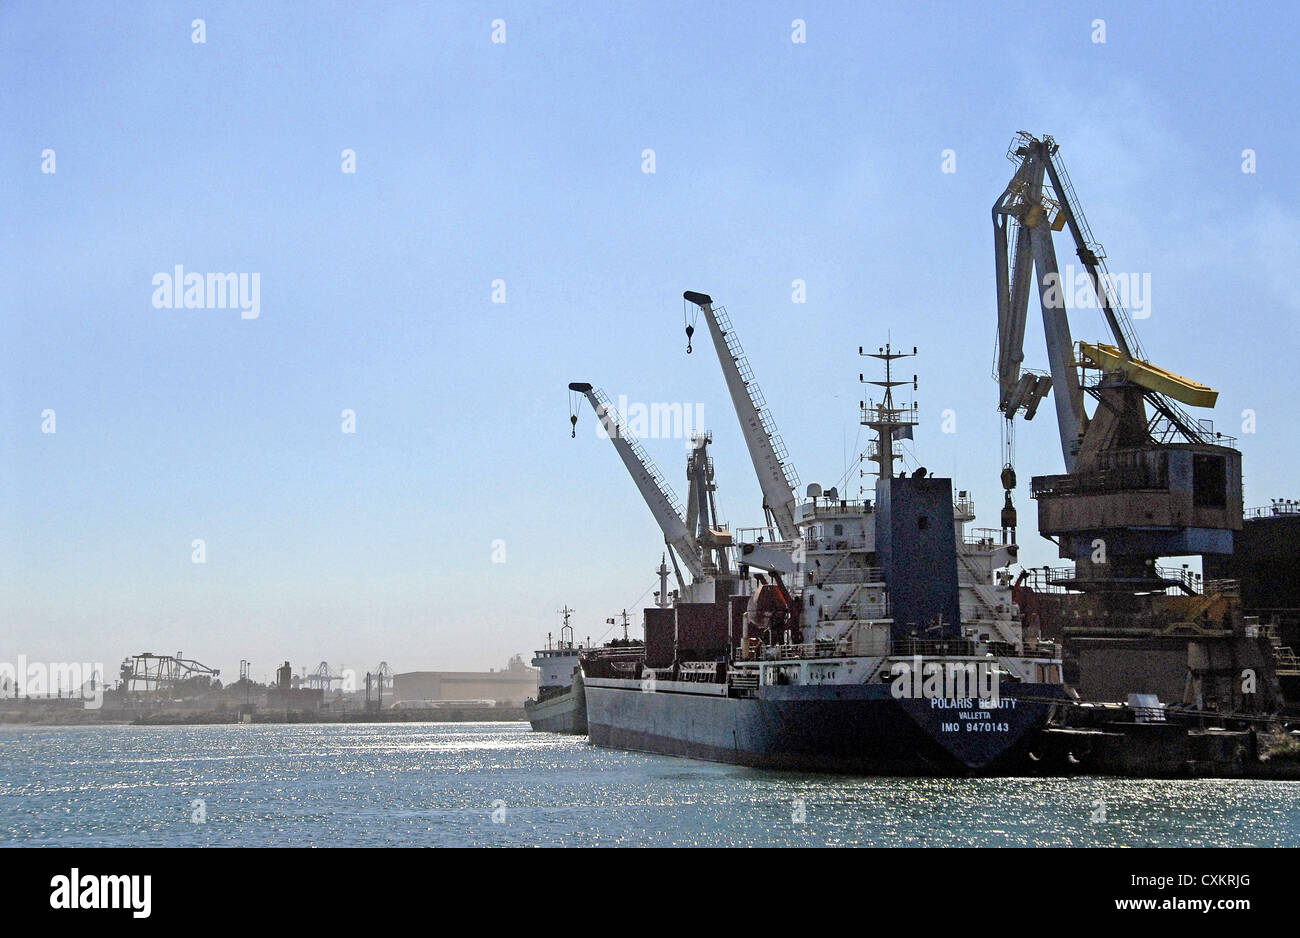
570,413,578,439
685,323,694,354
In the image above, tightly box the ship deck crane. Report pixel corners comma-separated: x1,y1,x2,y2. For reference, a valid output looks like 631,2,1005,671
685,431,733,577
569,382,734,596
682,291,801,542
992,132,1240,591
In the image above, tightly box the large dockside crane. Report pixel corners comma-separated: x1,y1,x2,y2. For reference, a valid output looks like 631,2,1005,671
568,382,733,603
993,132,1242,592
682,291,801,543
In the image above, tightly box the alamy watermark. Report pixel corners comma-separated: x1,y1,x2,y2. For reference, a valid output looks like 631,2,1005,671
889,655,1001,707
152,266,260,319
594,396,706,448
0,657,105,709
50,869,151,918
1042,263,1151,319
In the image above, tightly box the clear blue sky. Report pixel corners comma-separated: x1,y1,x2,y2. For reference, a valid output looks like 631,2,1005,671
3,1,1297,682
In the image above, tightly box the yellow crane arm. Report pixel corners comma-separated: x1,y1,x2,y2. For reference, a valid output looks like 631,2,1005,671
1076,342,1218,408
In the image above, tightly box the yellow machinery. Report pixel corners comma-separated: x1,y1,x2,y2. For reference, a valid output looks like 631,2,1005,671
1076,342,1218,409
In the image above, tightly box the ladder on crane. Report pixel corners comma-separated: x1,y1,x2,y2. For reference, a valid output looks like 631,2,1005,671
683,291,801,541
711,304,802,503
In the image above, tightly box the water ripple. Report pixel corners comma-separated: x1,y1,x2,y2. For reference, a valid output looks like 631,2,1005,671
0,723,1296,847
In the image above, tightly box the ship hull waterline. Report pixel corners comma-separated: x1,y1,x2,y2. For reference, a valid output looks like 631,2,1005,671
583,678,1064,775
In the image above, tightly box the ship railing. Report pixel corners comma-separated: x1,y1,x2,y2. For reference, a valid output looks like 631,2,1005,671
754,636,1041,660
823,585,889,621
588,645,646,660
761,641,856,661
1273,647,1300,675
798,500,874,520
891,638,978,657
677,662,727,683
980,640,1019,658
1203,578,1239,597
1156,566,1202,595
962,528,1005,549
1013,567,1075,594
1246,503,1300,519
816,566,884,585
803,534,872,552
735,528,802,557
762,643,812,660
727,670,759,690
1031,470,1165,498
824,605,890,623
1127,704,1168,723
737,526,785,544
1012,642,1062,660
1143,411,1235,449
1015,565,1211,596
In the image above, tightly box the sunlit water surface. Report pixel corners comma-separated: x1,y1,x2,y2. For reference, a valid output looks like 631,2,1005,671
1,722,1296,846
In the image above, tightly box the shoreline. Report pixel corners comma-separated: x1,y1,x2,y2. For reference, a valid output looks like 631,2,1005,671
0,706,528,727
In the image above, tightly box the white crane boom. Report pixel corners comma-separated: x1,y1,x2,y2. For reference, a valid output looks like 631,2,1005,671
568,382,703,581
993,136,1085,470
682,291,800,541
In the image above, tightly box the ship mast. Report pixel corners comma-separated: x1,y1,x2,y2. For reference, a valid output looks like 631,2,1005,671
860,343,918,479
654,554,672,608
557,606,574,649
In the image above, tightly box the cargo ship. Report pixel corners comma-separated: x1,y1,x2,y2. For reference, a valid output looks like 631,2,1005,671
574,329,1065,774
523,608,587,734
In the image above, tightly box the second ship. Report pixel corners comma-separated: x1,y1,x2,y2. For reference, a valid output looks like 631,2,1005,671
523,608,587,734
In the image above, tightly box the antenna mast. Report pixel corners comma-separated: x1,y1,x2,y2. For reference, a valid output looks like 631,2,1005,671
557,606,574,649
860,343,919,479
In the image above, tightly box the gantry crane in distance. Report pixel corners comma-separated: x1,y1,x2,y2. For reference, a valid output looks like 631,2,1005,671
568,382,734,603
993,132,1242,593
682,291,801,542
120,652,220,698
304,661,348,693
365,661,394,710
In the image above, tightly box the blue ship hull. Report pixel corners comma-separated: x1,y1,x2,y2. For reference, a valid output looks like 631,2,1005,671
584,678,1064,775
